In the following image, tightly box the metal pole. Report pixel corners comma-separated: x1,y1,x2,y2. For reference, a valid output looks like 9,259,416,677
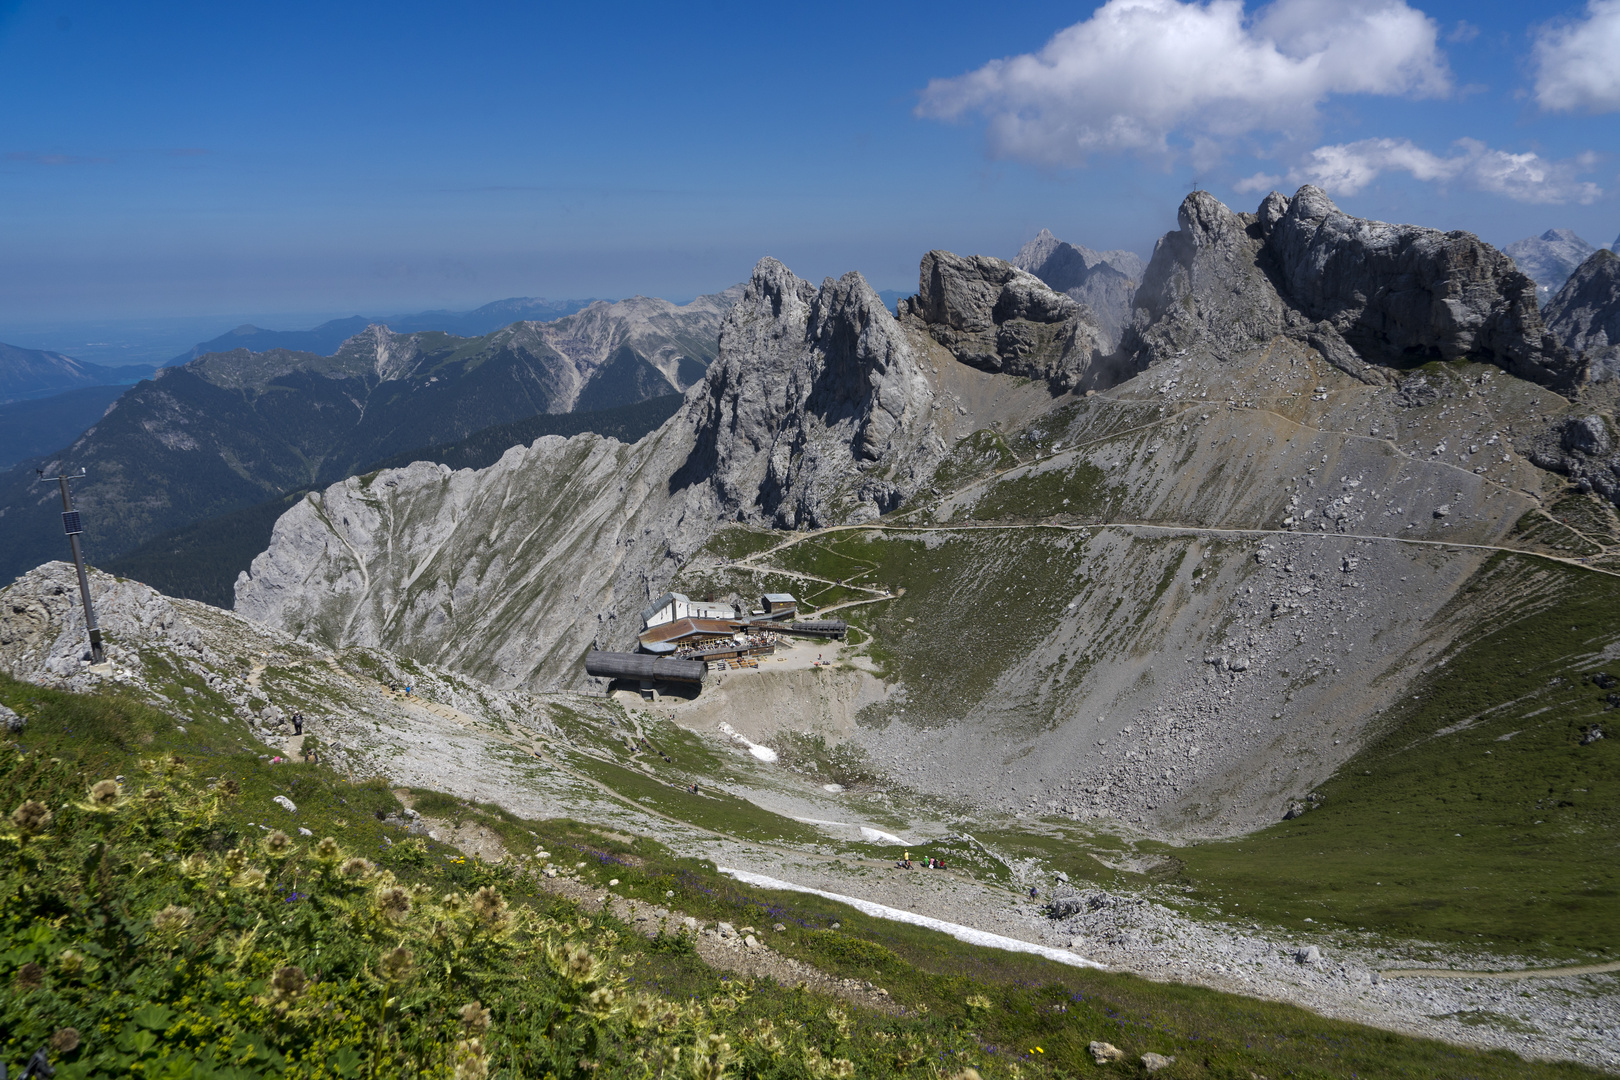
47,471,104,665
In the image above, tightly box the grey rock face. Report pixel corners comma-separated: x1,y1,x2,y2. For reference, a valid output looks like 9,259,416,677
1545,249,1620,380
1123,187,1582,393
1121,190,1306,378
1506,228,1599,301
1267,186,1577,391
897,251,1109,391
0,703,22,733
680,259,944,528
1012,229,1145,349
237,258,948,686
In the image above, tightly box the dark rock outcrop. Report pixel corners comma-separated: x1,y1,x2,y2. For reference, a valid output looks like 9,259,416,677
1011,229,1144,349
896,251,1110,391
1545,249,1620,381
1123,186,1584,394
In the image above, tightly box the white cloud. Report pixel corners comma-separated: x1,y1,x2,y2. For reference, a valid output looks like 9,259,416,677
1244,137,1603,204
1534,0,1620,112
917,0,1450,167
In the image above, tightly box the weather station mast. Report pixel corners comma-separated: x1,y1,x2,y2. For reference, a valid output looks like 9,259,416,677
36,467,105,666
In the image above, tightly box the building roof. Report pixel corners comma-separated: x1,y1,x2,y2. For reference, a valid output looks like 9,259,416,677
638,591,690,626
763,592,796,603
638,617,739,646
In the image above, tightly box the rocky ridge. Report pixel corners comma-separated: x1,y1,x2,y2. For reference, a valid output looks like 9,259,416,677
896,251,1111,391
1124,187,1581,392
0,288,736,586
238,190,1611,837
235,258,964,685
1546,248,1620,381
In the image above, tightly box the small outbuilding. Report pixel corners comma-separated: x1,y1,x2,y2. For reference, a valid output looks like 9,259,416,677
761,592,798,617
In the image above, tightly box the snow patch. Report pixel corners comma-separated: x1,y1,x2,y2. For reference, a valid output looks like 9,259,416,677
719,867,1104,971
717,721,778,762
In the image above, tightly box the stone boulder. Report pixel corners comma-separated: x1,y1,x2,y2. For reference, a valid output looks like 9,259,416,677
897,251,1110,391
1545,249,1620,381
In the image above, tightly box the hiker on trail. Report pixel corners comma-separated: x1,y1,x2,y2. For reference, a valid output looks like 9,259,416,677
293,713,304,735
1028,886,1038,899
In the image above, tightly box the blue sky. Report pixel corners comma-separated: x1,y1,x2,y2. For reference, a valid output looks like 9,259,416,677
0,0,1616,327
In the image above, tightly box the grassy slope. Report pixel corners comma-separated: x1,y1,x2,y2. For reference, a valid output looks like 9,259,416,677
1163,552,1619,960
688,511,1620,963
1,673,1605,1079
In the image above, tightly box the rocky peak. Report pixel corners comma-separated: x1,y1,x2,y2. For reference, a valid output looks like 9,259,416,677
1011,231,1145,350
1505,228,1599,301
1545,248,1620,381
897,250,1108,391
1124,186,1583,393
333,324,430,382
681,258,940,528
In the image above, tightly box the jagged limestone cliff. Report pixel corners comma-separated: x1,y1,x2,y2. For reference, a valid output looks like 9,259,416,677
235,189,1618,833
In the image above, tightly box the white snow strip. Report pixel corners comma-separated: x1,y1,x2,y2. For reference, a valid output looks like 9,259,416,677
717,867,1105,971
717,721,779,763
791,818,913,845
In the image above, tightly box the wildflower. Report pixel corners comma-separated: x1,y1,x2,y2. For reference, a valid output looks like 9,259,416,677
965,993,993,1016
218,778,240,796
584,986,619,1017
460,1000,492,1035
470,886,508,930
151,904,195,947
10,800,52,837
142,787,165,803
50,1028,80,1054
692,1034,734,1080
339,857,374,880
269,964,307,1002
557,943,597,984
179,853,211,878
378,945,415,983
14,961,44,991
627,997,655,1029
263,830,292,855
231,868,268,889
314,835,341,860
452,1038,489,1080
88,779,120,808
375,885,412,922
57,949,85,975
225,848,248,872
825,1005,849,1036
828,1059,855,1079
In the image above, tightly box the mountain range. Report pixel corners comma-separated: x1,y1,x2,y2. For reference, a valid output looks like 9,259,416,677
0,289,740,587
5,187,1620,1071
236,184,1619,839
168,295,601,365
0,341,153,404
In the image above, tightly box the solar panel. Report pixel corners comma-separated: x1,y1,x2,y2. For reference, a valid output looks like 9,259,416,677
62,511,83,535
